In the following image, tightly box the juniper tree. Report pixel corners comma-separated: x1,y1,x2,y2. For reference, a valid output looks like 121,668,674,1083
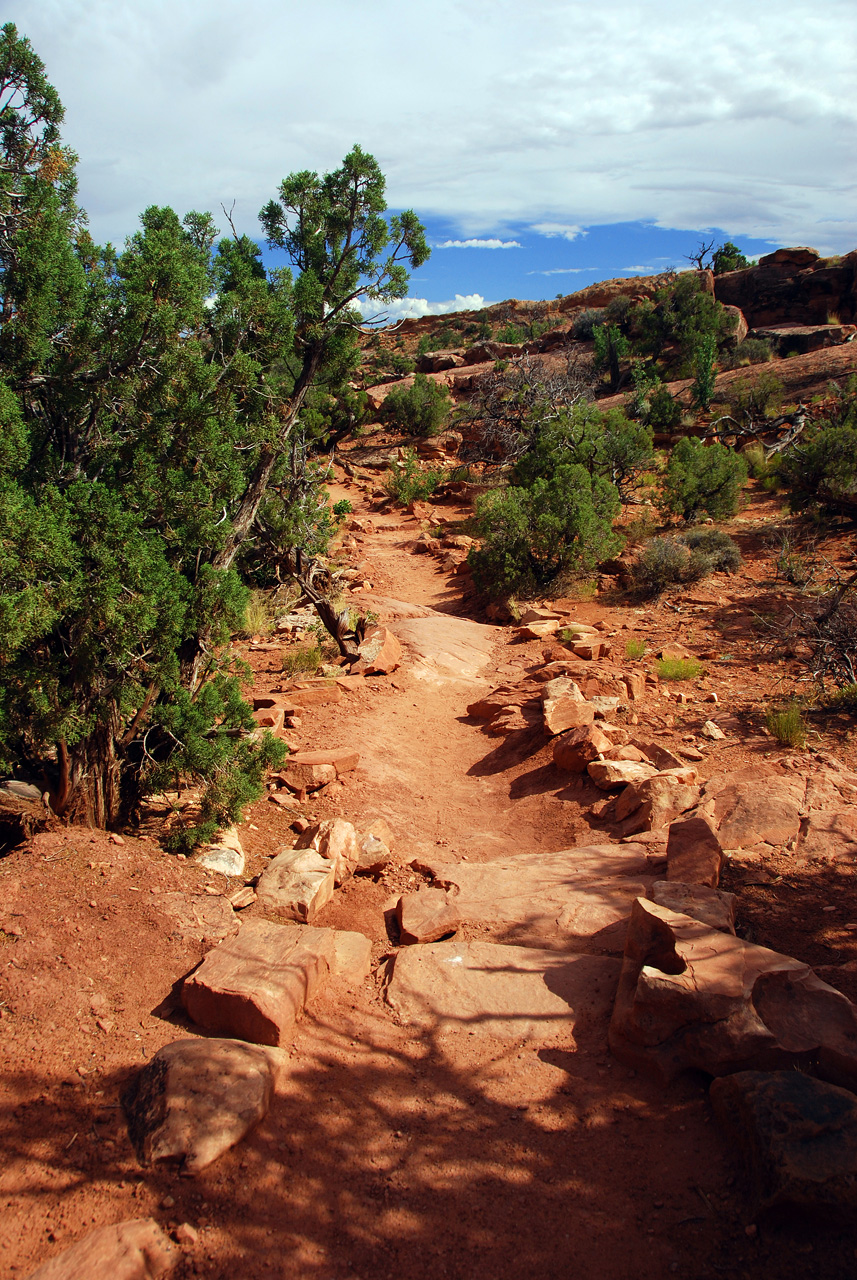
0,25,428,839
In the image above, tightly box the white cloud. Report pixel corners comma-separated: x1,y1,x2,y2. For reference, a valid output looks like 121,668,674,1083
436,238,521,249
358,293,489,322
527,266,599,276
531,223,585,242
11,0,857,253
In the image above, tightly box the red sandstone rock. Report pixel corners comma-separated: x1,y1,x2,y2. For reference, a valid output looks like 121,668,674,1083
25,1218,176,1280
666,816,724,887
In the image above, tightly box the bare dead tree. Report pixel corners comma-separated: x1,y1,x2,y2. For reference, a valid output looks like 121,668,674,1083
685,238,716,271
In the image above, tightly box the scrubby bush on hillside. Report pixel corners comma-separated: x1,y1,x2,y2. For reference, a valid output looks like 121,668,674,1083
775,381,857,515
712,242,751,274
659,436,748,521
632,273,736,373
571,308,606,340
630,529,741,595
469,465,622,599
384,448,444,504
729,338,773,367
511,403,654,502
383,372,452,437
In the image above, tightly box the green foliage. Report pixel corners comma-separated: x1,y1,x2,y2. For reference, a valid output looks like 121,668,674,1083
511,403,654,502
416,327,459,356
775,383,857,513
625,637,647,659
332,498,353,518
497,322,527,344
731,338,773,367
571,308,605,340
0,30,427,835
593,323,629,390
469,464,622,599
712,242,751,274
691,333,718,409
631,530,741,595
656,657,703,680
660,437,748,521
765,703,807,747
384,448,444,504
632,273,736,372
383,372,452,437
725,373,783,422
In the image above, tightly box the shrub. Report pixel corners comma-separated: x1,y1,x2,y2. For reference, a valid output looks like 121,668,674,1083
725,373,783,422
648,387,683,430
572,308,606,340
691,334,718,410
630,530,741,595
681,528,742,573
383,372,452,437
384,448,444,504
765,702,807,747
776,420,857,515
469,465,622,599
712,242,751,274
593,323,629,390
660,437,748,521
332,498,353,518
656,657,703,680
625,637,647,659
604,295,633,327
496,322,527,344
731,338,773,367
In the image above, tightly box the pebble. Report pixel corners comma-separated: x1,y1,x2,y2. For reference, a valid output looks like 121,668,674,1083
175,1223,199,1245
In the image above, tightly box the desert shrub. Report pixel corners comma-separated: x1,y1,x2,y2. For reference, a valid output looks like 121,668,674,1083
765,702,807,747
496,322,527,344
648,387,683,430
725,373,783,422
572,308,606,340
776,420,857,515
625,637,647,659
660,436,748,521
681,528,742,573
469,465,622,599
731,338,773,367
511,403,654,502
384,448,444,504
691,334,718,409
593,323,629,390
632,273,736,371
656,657,703,680
604,295,633,327
630,530,740,595
383,372,452,437
332,498,353,518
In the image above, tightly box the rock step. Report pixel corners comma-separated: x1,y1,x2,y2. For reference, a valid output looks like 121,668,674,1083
386,938,622,1042
182,918,371,1047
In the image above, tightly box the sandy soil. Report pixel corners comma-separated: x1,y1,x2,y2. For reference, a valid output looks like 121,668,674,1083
2,466,857,1279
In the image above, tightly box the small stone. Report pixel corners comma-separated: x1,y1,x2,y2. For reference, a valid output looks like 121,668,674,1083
396,889,460,944
108,833,125,845
228,886,256,911
174,1223,199,1246
702,720,726,740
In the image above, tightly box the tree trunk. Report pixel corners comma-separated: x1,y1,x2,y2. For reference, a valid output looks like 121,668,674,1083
54,708,137,830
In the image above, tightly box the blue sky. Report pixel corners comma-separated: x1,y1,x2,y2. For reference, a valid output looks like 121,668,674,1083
13,0,857,317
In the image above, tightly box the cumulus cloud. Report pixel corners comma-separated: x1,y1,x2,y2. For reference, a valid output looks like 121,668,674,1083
358,293,489,322
13,0,857,253
436,238,521,249
531,223,585,242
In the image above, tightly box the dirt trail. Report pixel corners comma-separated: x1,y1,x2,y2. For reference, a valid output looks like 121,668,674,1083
2,481,855,1280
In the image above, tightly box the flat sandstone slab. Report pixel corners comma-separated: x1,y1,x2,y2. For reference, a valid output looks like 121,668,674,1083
387,939,621,1041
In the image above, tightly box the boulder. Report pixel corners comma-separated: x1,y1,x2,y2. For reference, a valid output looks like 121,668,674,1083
355,832,393,874
552,723,613,772
193,826,245,877
396,888,460,944
285,749,359,776
287,685,342,708
667,816,724,887
614,773,700,831
652,881,736,933
543,698,595,736
181,919,335,1046
571,641,608,661
710,774,804,848
122,1038,284,1173
631,740,684,771
609,898,857,1088
758,247,821,268
283,761,337,791
256,848,336,921
387,939,622,1041
623,672,647,701
722,304,749,344
294,817,359,885
587,759,658,790
710,1070,857,1215
797,809,857,864
25,1219,175,1280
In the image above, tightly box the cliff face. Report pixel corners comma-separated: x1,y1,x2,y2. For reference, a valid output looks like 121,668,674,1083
713,248,857,328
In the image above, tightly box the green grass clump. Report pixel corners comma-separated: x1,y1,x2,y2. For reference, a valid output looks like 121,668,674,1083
764,702,807,747
625,637,647,659
242,590,272,638
656,657,703,681
282,643,322,676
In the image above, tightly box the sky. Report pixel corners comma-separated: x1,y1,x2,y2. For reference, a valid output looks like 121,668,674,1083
12,0,857,318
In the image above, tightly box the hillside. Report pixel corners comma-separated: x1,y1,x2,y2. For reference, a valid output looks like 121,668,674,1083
3,249,857,1280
